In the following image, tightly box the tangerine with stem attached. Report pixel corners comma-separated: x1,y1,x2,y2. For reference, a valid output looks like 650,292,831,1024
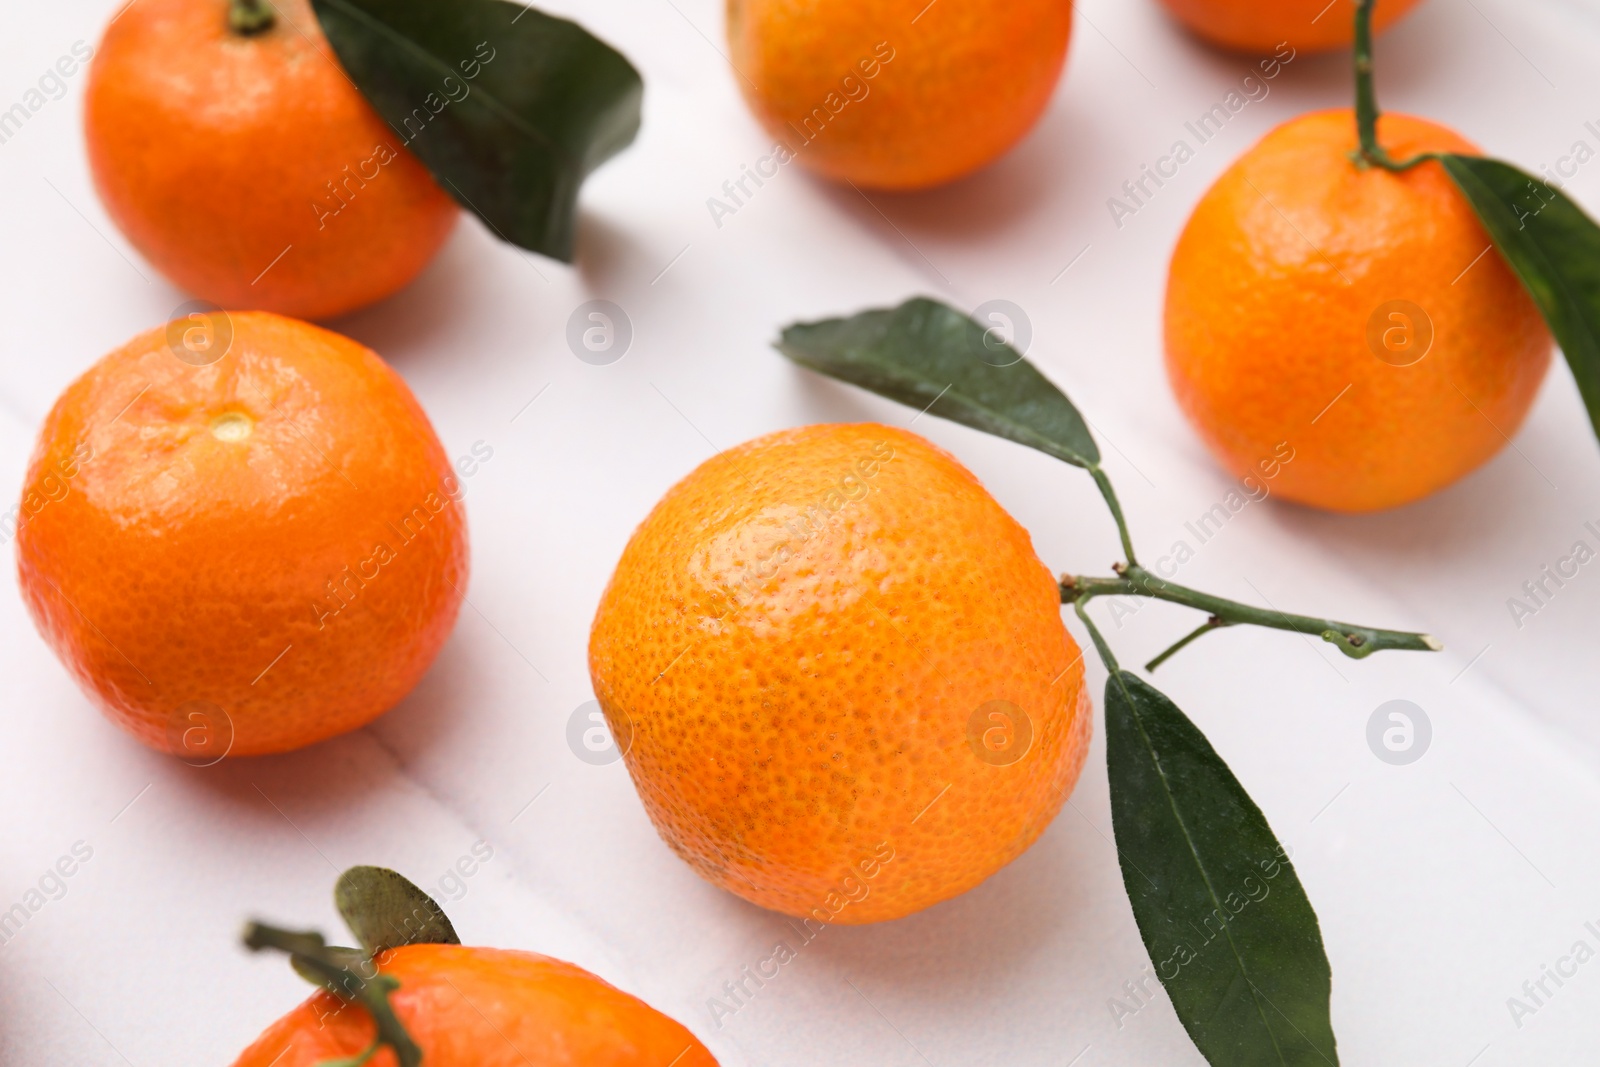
1163,108,1551,512
16,311,467,757
233,943,720,1067
589,423,1092,924
84,0,458,320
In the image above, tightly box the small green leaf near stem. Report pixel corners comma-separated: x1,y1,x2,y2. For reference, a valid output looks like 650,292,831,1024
1062,565,1441,661
335,865,459,956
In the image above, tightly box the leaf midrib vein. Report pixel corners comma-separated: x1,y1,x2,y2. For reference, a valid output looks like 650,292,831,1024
1111,669,1291,1066
814,346,1096,470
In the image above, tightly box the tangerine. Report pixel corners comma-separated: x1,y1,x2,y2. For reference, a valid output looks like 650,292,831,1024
231,943,719,1066
15,311,468,756
726,0,1072,189
588,423,1091,924
1156,0,1425,54
84,0,458,320
1164,110,1551,512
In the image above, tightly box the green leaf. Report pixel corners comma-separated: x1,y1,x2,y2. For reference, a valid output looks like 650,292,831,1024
335,866,460,956
310,0,642,261
776,297,1101,470
777,297,1144,562
1438,154,1600,444
1105,671,1337,1067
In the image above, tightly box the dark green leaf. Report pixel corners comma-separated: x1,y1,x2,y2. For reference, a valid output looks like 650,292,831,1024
335,866,460,956
1105,671,1337,1066
310,0,642,261
776,297,1101,470
1439,154,1600,444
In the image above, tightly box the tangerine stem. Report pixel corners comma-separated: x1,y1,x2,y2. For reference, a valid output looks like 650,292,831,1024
1060,564,1441,661
244,923,422,1067
1144,616,1229,673
1353,0,1383,166
229,0,276,35
1351,0,1433,173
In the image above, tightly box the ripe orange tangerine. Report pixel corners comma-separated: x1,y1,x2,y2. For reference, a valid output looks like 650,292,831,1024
232,943,720,1066
1164,110,1551,512
589,423,1091,923
16,311,467,756
726,0,1073,189
84,0,458,320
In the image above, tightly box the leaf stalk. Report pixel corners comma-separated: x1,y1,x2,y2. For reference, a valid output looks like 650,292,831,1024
1071,597,1121,674
1091,466,1138,565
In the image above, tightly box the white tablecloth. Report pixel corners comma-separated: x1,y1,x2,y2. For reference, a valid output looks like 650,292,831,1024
3,0,1600,1062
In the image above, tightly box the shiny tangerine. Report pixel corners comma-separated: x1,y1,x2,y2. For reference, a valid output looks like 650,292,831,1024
1164,110,1551,512
16,311,468,756
589,423,1092,923
84,0,458,320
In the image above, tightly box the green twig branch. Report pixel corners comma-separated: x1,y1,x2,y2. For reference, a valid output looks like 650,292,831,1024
1144,616,1230,673
243,922,422,1067
1061,564,1441,663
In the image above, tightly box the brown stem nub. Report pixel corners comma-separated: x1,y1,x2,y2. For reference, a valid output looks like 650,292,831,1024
229,0,277,35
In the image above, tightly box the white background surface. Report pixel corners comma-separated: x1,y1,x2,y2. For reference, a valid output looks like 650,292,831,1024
3,0,1600,1063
